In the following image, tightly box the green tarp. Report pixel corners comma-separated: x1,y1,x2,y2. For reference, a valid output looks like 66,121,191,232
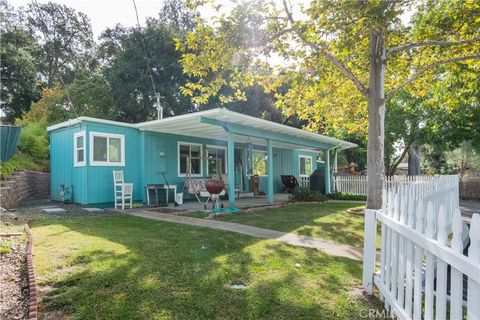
0,125,21,163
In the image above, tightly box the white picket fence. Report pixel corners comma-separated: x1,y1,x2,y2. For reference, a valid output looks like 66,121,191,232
300,176,310,188
334,175,368,195
363,175,480,320
334,175,454,196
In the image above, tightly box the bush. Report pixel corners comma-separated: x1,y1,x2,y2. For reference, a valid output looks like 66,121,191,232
0,152,48,179
289,187,328,202
1,119,50,179
327,192,367,201
16,119,49,161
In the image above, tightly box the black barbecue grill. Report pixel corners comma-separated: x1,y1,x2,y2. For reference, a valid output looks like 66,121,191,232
281,175,299,194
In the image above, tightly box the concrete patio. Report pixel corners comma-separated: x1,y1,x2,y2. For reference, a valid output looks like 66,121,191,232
157,193,291,212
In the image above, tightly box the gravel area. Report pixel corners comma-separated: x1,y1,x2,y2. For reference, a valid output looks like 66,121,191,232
0,221,28,320
10,197,118,218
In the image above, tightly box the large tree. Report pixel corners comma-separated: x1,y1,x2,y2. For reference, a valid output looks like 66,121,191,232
385,64,480,176
178,0,480,209
0,1,40,120
100,21,197,122
26,1,95,86
97,0,203,122
0,28,40,121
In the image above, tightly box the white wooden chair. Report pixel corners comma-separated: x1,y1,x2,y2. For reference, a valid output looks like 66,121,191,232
113,170,133,210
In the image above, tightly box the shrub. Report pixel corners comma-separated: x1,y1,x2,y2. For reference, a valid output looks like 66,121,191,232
0,152,48,179
0,243,11,254
327,192,367,201
289,187,328,202
17,119,49,161
1,118,50,179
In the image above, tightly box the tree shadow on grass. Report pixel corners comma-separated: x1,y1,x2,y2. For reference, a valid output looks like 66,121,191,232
220,203,380,247
32,215,380,320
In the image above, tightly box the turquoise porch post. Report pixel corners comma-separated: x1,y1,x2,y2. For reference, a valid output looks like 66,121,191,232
227,131,236,209
267,139,273,204
324,149,331,194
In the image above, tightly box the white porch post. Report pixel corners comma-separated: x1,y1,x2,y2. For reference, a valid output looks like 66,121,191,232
333,148,338,172
332,148,338,192
267,139,273,204
362,209,377,295
325,149,330,194
227,131,236,209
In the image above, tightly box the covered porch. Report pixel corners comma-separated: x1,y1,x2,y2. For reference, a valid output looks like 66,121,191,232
174,193,290,212
137,108,355,210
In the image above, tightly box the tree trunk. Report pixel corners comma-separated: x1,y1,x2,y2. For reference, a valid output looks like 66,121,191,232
407,146,421,175
366,30,386,210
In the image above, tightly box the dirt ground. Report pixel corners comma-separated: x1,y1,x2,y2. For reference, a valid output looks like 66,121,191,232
11,197,118,218
0,218,28,320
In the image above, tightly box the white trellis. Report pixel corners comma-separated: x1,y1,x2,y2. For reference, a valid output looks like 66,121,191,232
362,175,480,320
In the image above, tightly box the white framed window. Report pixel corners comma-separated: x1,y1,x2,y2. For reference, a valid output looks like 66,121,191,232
299,155,313,176
89,132,125,166
73,131,86,167
206,145,227,176
252,150,267,176
178,142,203,177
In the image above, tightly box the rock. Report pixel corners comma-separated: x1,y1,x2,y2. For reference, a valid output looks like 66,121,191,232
230,284,246,289
42,207,66,214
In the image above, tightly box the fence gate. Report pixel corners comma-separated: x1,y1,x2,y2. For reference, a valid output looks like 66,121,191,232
362,175,480,320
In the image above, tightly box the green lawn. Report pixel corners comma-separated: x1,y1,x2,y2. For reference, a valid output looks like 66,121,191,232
211,203,369,247
31,214,380,319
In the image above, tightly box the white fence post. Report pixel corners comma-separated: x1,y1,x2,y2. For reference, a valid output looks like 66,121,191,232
450,208,463,320
363,174,480,320
467,214,480,320
362,208,377,295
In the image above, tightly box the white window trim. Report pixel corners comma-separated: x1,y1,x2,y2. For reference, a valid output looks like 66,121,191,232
73,131,86,167
178,141,203,177
251,149,268,177
89,131,125,166
299,155,313,177
205,145,227,176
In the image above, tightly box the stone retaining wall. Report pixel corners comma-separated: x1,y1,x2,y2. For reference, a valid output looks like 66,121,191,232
0,170,50,209
460,176,480,200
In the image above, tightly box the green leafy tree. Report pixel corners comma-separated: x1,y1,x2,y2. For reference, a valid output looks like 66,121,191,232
26,1,95,86
158,0,199,32
178,0,480,208
385,59,480,175
443,141,480,177
0,1,40,120
0,28,40,121
67,73,115,119
101,21,197,122
22,75,114,126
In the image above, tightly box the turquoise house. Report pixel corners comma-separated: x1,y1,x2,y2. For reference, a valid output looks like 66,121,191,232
47,108,356,209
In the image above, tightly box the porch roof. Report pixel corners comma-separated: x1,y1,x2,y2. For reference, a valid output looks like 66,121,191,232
136,108,356,151
47,108,356,151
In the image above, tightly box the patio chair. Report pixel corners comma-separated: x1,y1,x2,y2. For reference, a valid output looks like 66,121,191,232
113,170,133,210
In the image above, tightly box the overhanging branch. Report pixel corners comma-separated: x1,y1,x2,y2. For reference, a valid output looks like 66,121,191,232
386,36,480,54
386,53,480,100
282,0,368,97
